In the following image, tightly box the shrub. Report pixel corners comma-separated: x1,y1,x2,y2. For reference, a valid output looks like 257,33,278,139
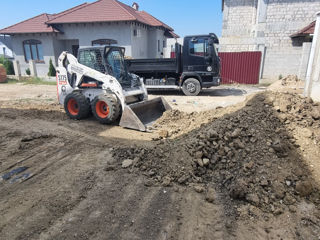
48,59,56,77
0,57,14,75
26,68,31,75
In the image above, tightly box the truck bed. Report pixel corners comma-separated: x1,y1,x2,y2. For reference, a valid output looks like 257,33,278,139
127,58,177,73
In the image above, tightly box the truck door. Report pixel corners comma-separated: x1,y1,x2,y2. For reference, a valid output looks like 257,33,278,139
183,37,208,72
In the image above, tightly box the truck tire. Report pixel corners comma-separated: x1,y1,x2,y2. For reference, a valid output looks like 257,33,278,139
64,92,90,120
182,78,201,96
91,94,121,124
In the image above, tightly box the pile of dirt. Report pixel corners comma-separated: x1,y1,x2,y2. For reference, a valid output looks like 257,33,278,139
280,75,302,86
153,102,246,139
268,75,304,94
112,91,320,217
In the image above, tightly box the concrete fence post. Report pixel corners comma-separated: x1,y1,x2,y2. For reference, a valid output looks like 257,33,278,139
29,60,37,77
13,60,21,77
304,12,320,99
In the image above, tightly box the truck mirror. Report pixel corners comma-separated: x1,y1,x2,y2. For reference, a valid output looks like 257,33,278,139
191,38,198,43
208,39,214,45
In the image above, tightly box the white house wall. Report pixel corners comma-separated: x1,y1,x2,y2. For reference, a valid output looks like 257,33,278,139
56,22,133,57
11,34,56,76
0,36,13,58
130,23,149,58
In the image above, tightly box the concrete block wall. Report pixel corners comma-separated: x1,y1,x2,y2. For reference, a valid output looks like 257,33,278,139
220,0,320,80
220,0,258,52
262,0,320,79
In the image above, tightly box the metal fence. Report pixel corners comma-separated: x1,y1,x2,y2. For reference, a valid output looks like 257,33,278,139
218,51,262,85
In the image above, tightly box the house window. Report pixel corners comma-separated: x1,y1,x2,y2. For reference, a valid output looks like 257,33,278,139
23,40,44,62
163,40,166,48
92,39,117,46
158,40,160,52
133,29,140,37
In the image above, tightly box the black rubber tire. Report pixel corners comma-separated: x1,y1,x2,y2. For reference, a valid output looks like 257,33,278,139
64,92,90,120
91,94,121,124
182,78,201,96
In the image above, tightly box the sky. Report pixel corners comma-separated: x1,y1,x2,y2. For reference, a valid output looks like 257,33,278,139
0,0,223,37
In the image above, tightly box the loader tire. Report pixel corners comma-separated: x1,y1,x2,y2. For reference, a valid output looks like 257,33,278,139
92,94,121,124
64,92,90,120
182,78,201,96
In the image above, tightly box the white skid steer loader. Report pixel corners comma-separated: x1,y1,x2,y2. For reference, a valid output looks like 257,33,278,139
56,46,171,131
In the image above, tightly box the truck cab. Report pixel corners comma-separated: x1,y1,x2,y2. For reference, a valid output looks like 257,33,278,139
127,33,220,96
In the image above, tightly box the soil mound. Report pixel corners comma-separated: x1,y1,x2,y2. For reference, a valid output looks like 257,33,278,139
112,91,320,216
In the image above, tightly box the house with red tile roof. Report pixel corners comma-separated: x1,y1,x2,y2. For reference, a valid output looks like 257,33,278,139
0,0,177,76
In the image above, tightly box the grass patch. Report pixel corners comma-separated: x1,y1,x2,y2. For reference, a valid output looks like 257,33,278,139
3,77,56,86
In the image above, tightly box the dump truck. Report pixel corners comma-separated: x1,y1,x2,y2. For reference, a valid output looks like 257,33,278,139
127,33,221,96
56,46,171,132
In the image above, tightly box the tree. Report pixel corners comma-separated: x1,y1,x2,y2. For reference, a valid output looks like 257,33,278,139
48,59,56,77
0,57,14,75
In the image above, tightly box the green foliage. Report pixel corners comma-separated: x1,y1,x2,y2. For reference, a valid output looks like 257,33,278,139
278,74,283,80
0,57,14,75
26,68,31,75
48,59,56,77
5,77,56,85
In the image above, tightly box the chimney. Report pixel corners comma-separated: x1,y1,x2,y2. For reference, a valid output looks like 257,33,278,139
132,2,139,11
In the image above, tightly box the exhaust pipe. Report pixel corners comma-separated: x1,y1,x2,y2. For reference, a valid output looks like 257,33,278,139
119,97,171,131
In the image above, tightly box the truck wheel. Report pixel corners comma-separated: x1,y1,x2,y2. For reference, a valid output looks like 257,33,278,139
182,78,201,96
64,92,90,120
91,94,121,124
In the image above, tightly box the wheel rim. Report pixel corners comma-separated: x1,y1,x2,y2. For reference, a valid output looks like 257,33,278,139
67,98,79,115
186,82,196,93
96,101,110,118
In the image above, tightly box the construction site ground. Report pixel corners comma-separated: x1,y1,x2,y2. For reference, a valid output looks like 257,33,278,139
1,81,320,240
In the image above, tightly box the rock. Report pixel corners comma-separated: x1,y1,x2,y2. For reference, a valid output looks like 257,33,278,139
295,180,313,197
205,187,215,203
272,182,285,199
148,170,156,176
231,128,241,138
194,185,205,193
162,176,171,187
311,107,320,120
122,159,133,168
246,193,260,205
203,158,210,166
283,194,296,205
195,151,203,159
144,179,154,187
244,161,254,170
260,179,269,187
159,130,169,138
197,159,204,167
178,175,189,184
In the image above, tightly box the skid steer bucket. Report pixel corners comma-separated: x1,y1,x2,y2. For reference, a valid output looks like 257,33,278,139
119,97,171,132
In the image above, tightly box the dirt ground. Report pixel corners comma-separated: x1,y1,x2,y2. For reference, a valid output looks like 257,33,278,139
0,82,319,240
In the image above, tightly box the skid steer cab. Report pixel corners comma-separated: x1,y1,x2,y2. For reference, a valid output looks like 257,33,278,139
56,46,171,131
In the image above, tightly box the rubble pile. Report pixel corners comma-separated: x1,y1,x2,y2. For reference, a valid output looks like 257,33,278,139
112,92,320,214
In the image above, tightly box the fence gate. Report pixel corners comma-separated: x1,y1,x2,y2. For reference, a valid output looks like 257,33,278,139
218,51,262,84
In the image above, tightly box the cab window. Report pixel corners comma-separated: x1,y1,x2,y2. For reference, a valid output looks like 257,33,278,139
189,38,209,57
